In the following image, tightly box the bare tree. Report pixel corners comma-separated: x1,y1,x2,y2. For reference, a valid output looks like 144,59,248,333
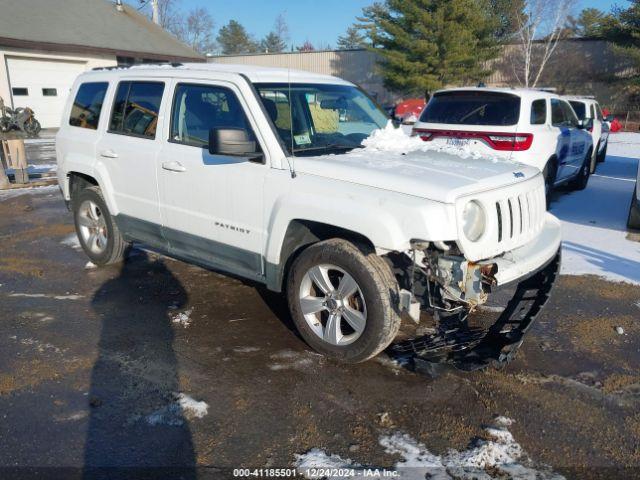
512,0,576,87
173,7,217,54
138,0,182,32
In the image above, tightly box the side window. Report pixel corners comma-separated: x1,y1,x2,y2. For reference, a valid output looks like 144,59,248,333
530,99,546,125
589,104,595,120
109,81,164,138
551,99,566,126
69,82,108,130
170,83,256,149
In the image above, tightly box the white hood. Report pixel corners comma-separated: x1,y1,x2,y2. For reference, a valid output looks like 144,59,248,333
293,125,540,204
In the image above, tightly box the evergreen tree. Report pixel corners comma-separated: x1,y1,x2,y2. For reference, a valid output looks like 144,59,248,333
217,20,259,55
601,1,640,86
358,0,501,96
260,14,289,53
488,0,525,41
571,8,608,38
337,26,367,50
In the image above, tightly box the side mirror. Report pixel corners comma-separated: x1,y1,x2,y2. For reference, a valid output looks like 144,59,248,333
208,128,258,157
604,115,614,122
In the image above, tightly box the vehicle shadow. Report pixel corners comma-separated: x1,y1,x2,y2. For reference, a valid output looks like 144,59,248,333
83,250,196,479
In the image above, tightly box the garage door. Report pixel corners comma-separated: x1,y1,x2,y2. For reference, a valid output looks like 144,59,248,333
7,57,87,128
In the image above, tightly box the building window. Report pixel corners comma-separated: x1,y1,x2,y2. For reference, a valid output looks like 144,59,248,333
12,88,28,96
69,82,109,130
42,88,57,97
109,81,165,138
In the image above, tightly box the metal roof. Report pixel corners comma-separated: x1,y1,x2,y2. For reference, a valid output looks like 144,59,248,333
0,0,203,61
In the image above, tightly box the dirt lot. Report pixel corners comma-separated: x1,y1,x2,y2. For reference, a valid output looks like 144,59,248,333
0,181,639,480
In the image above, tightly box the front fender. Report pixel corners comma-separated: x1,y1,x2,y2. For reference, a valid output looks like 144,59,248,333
263,174,458,267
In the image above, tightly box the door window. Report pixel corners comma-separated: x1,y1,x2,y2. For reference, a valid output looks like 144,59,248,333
69,82,109,130
109,81,164,139
530,99,546,125
568,101,586,120
170,83,256,149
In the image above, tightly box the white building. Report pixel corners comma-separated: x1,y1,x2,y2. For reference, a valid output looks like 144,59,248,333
0,0,203,128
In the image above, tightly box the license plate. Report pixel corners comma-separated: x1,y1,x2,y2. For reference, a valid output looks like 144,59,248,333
446,137,470,147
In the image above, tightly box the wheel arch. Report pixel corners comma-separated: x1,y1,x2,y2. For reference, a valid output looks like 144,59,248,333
66,169,118,215
265,219,376,292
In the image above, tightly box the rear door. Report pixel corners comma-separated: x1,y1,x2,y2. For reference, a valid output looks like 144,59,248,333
561,100,588,175
95,78,168,248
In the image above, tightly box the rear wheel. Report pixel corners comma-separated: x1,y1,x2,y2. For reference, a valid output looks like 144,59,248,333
569,149,592,191
72,186,128,266
589,142,599,173
286,239,401,363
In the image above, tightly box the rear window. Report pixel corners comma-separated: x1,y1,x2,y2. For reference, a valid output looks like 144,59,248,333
420,91,520,126
568,101,586,119
109,81,165,139
69,82,108,130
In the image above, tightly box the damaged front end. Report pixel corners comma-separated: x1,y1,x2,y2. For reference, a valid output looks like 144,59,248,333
389,240,560,371
395,240,498,323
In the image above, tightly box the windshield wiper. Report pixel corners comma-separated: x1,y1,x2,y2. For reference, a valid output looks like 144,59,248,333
292,144,364,153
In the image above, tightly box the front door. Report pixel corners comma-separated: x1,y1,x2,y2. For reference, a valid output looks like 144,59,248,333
157,80,267,280
95,79,168,247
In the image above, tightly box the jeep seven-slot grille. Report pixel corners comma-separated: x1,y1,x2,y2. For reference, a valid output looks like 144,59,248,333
494,186,545,247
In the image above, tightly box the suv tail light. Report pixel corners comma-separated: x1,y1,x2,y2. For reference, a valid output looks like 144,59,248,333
413,129,534,151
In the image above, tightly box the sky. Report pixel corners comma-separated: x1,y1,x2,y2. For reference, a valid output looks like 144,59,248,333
164,0,626,49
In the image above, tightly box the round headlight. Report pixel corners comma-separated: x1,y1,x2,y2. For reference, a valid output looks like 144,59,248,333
462,200,486,242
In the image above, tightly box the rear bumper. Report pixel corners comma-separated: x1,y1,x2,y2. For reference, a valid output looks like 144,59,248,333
490,213,562,286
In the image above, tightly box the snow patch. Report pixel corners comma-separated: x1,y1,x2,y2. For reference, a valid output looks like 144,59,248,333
269,349,318,371
171,308,193,328
233,346,261,353
0,184,59,200
84,261,97,270
146,393,208,426
295,418,564,479
61,234,82,251
552,134,640,285
9,293,83,300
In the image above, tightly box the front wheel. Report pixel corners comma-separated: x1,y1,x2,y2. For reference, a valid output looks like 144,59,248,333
597,142,607,163
72,186,128,266
286,239,401,363
543,159,557,208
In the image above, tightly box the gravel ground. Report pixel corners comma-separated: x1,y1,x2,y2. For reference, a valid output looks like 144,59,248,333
0,139,639,480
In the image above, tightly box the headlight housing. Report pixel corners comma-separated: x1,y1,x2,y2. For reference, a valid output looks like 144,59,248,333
462,200,486,242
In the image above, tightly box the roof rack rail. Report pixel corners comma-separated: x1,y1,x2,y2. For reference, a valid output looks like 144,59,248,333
92,62,183,71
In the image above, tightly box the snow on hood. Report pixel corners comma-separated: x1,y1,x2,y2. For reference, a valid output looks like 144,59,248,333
294,123,538,204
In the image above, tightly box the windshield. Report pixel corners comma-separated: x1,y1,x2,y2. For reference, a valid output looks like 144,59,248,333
254,83,388,156
420,91,520,126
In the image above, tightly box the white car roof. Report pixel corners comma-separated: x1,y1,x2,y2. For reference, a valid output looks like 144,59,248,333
432,86,564,101
79,62,352,86
563,95,599,105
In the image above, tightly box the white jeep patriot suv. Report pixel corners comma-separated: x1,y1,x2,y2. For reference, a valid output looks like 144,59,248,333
57,64,562,365
412,87,594,201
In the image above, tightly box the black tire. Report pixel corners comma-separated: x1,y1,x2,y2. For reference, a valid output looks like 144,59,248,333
543,158,557,208
629,187,640,230
568,148,592,191
589,142,599,174
286,239,401,363
72,186,128,266
597,142,607,163
22,118,41,137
